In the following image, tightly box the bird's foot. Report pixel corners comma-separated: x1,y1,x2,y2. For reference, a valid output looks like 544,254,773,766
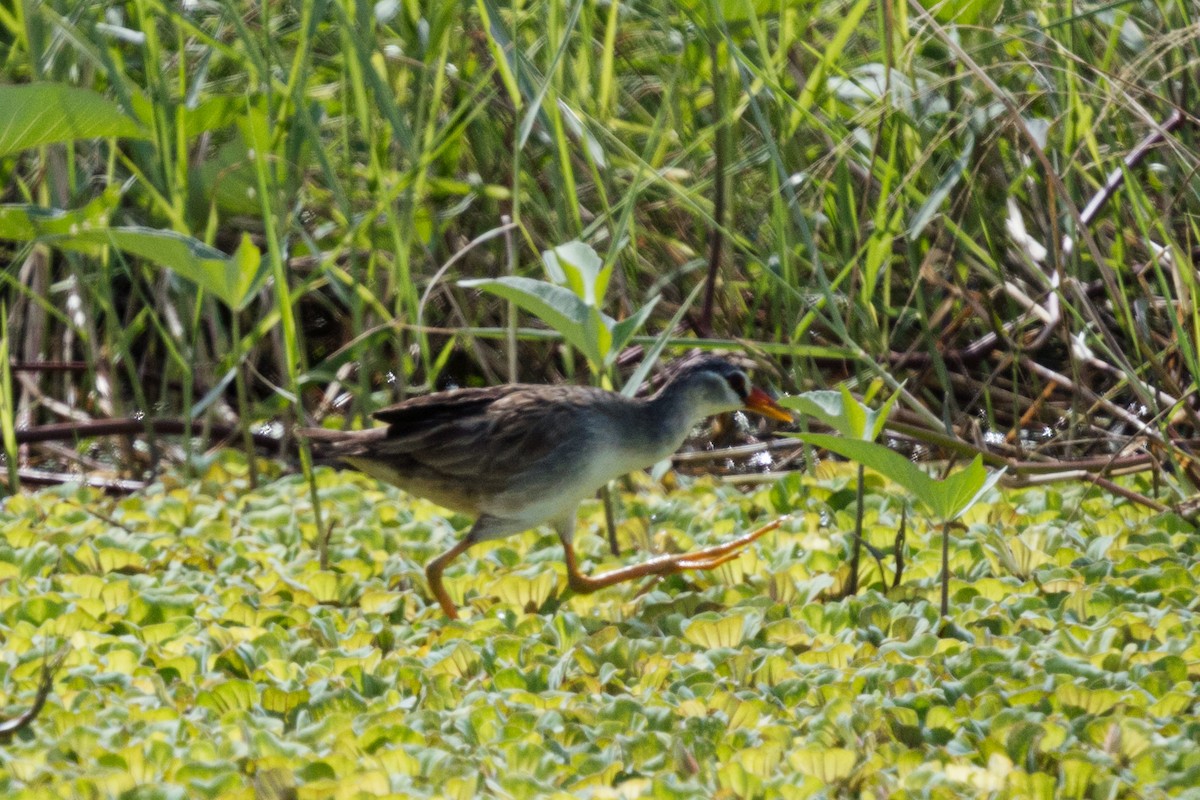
654,514,790,573
565,515,791,593
670,548,744,571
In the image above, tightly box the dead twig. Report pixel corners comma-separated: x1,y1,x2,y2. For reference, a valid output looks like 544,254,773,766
0,646,70,740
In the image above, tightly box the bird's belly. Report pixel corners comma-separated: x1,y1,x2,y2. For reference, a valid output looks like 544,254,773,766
343,457,482,516
479,445,652,526
478,493,580,530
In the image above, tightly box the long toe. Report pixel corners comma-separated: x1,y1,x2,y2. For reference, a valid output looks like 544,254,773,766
561,516,790,595
669,516,789,566
672,549,745,571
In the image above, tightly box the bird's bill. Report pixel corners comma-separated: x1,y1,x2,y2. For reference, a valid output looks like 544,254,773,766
744,387,792,423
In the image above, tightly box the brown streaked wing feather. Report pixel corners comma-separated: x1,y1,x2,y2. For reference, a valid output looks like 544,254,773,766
301,425,390,460
393,385,610,477
456,387,603,476
372,385,524,431
356,384,614,488
309,382,637,516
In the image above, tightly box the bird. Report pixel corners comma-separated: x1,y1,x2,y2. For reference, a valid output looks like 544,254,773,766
303,356,792,619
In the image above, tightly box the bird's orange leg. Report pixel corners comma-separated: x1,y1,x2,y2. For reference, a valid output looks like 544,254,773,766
425,538,475,620
562,516,789,594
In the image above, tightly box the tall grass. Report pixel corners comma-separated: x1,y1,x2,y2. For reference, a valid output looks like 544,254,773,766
0,0,1196,482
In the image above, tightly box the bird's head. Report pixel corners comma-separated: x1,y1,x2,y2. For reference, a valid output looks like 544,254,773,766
661,356,792,423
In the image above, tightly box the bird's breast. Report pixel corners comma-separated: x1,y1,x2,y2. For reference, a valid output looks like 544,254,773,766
477,439,652,525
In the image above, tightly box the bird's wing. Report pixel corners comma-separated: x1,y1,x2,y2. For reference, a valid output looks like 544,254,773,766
369,384,610,480
372,385,518,430
307,384,629,517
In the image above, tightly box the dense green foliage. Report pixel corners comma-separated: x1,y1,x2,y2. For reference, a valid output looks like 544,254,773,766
2,1,1199,797
1,0,1195,425
2,456,1196,798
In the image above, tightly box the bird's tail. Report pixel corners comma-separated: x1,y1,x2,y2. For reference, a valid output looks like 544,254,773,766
296,426,388,465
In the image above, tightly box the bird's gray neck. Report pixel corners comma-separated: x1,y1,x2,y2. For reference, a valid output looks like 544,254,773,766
633,388,701,461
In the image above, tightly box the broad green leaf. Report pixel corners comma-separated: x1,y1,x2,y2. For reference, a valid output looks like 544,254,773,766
541,240,610,307
359,590,401,615
871,386,905,440
55,227,260,311
197,679,257,714
798,642,856,668
789,747,856,783
100,580,133,610
726,699,762,732
225,235,268,310
1044,653,1106,681
1149,691,1192,717
431,642,480,678
98,548,147,574
192,130,262,217
468,705,502,743
262,687,310,715
717,761,762,798
795,434,1003,520
782,390,849,435
926,706,956,730
1005,722,1047,765
153,655,199,684
843,385,868,438
492,570,556,613
936,457,1006,522
0,83,147,156
1037,566,1082,591
682,612,748,649
0,193,119,240
460,275,610,366
1059,755,1097,798
0,209,262,310
988,529,1051,577
12,596,66,625
735,744,783,778
782,385,901,441
181,94,244,138
306,571,343,604
796,434,937,506
1055,684,1120,715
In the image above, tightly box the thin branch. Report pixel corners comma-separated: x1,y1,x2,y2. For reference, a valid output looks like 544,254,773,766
0,646,70,740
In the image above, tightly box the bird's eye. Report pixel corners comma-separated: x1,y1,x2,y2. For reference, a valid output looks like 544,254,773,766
728,371,749,398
